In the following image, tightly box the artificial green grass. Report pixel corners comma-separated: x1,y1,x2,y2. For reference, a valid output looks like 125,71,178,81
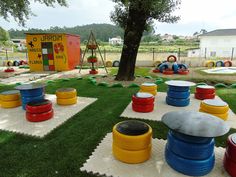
110,67,153,77
0,78,236,177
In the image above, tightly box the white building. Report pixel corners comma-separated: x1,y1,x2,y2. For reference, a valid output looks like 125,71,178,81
109,36,123,45
11,39,26,51
187,48,200,57
199,29,236,58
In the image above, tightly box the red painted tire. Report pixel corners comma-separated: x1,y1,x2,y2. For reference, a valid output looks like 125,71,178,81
226,134,236,163
152,69,160,73
224,60,232,67
89,70,98,74
132,103,154,113
132,95,155,105
224,152,236,177
167,55,177,62
163,70,174,75
196,86,215,94
26,109,54,122
4,68,14,72
194,93,215,100
178,69,189,75
87,58,98,63
26,99,52,114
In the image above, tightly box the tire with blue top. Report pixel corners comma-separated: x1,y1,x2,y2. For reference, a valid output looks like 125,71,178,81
178,63,188,70
166,96,190,107
20,88,44,97
22,95,44,109
165,146,215,176
158,63,168,73
167,90,190,99
167,131,214,160
172,63,179,73
168,86,189,92
215,61,224,67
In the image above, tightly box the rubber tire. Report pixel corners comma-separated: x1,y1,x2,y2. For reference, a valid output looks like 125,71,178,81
132,95,154,105
167,90,190,99
152,69,160,73
20,88,44,97
140,84,157,91
168,86,190,92
0,99,21,108
139,90,157,96
7,61,13,66
13,61,20,66
105,61,112,67
132,103,154,113
224,60,232,67
215,61,224,67
195,93,215,100
0,90,20,101
226,133,236,163
199,108,228,120
113,123,152,151
26,109,54,122
167,55,177,62
4,68,14,72
89,70,98,74
178,64,188,70
196,86,215,94
112,60,120,67
205,61,215,67
56,88,77,99
172,63,179,73
57,97,77,105
224,152,236,177
22,94,44,104
167,131,214,160
163,70,174,75
177,69,189,75
26,100,52,114
165,146,215,176
200,102,229,114
166,96,190,107
159,63,168,73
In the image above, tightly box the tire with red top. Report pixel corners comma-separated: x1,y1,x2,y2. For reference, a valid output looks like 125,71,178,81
132,103,154,113
4,68,14,72
194,93,215,100
196,85,215,94
163,70,174,75
226,133,236,163
89,70,98,74
224,60,232,67
224,152,236,177
178,69,189,75
26,99,52,114
26,109,54,122
152,69,160,73
132,93,155,105
167,55,177,62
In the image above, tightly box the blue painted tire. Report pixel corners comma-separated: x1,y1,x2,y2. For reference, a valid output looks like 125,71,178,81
172,63,179,73
20,88,44,97
167,131,214,160
167,90,190,99
165,146,215,176
166,96,190,107
168,85,189,92
22,95,44,110
158,63,168,73
170,130,213,144
178,63,188,70
215,61,224,67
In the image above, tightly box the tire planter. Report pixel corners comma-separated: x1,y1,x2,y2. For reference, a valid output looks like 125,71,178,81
132,94,154,105
196,85,215,94
4,68,15,72
195,92,215,100
0,90,20,101
163,70,174,75
57,97,77,105
132,103,154,113
89,70,98,75
112,60,120,67
224,60,232,67
177,69,189,75
0,99,21,108
166,96,190,107
167,90,190,99
215,60,224,67
56,88,77,99
167,55,177,62
26,99,52,114
26,109,54,122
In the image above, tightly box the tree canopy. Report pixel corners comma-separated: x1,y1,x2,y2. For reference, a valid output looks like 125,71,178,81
0,27,10,41
0,0,67,26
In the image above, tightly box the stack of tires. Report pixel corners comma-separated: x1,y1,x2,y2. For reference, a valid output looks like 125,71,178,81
199,99,229,120
224,133,236,177
56,88,77,105
195,85,215,100
112,120,152,164
140,83,157,96
132,92,155,113
166,85,190,107
26,99,53,122
0,90,21,108
165,130,215,176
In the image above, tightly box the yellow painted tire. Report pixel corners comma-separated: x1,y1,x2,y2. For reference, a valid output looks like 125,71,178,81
153,60,162,67
112,124,152,151
0,93,20,101
56,88,77,99
199,109,228,121
105,60,113,67
112,143,151,164
140,85,157,91
205,61,215,67
57,97,77,105
140,90,157,96
200,102,229,114
1,100,21,108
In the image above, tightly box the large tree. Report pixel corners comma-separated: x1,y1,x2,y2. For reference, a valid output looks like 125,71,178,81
111,0,181,80
0,0,67,26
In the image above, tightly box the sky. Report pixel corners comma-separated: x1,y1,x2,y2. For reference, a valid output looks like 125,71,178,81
1,0,236,36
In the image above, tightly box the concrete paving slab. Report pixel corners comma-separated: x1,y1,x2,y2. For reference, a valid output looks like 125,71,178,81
0,94,97,138
120,92,236,129
81,133,229,177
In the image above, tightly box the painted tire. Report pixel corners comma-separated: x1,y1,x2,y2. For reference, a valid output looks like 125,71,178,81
226,133,236,163
0,90,20,101
167,131,214,160
163,70,174,75
13,61,20,66
195,93,215,100
87,58,98,63
168,86,189,92
139,90,157,96
196,86,215,94
113,143,151,164
177,64,188,70
199,108,228,120
89,70,98,74
56,88,77,99
172,63,179,73
224,60,232,67
167,90,190,99
112,60,120,67
105,60,113,67
170,130,212,144
165,146,215,176
140,84,157,91
159,63,168,73
215,61,224,67
200,102,229,114
113,121,152,151
205,61,215,67
132,103,154,112
132,95,154,105
4,68,14,72
152,69,160,73
0,99,21,108
7,61,13,66
57,97,77,105
20,88,44,97
26,99,52,114
167,55,177,62
224,152,236,177
166,96,190,107
22,94,44,104
26,109,53,122
177,69,189,75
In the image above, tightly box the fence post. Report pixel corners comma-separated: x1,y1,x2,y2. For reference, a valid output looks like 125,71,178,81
5,49,8,60
204,48,207,59
152,48,155,62
231,47,234,61
104,48,106,62
178,48,180,61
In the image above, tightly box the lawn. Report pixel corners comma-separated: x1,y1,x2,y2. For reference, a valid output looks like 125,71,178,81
0,75,236,177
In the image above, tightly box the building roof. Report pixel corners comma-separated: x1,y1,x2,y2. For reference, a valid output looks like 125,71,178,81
25,32,80,37
200,29,236,37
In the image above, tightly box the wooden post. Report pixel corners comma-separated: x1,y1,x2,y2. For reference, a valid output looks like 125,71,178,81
204,48,207,59
178,48,180,61
152,48,155,62
231,47,234,61
104,48,106,62
5,49,8,60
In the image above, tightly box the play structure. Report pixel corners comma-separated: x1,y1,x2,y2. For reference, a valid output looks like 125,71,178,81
26,33,80,71
205,60,232,67
195,85,215,100
132,92,155,113
79,31,108,75
153,55,189,75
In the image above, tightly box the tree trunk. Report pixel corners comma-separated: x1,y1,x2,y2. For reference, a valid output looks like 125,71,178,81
115,8,147,81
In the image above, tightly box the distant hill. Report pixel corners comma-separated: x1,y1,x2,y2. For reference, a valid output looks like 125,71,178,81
8,23,124,42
